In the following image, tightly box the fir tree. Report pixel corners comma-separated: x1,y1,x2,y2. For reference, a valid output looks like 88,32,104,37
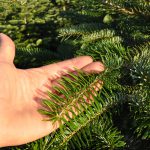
0,0,150,149
0,0,71,49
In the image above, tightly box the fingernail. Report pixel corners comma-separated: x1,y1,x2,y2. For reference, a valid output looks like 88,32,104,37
100,63,105,71
96,63,105,72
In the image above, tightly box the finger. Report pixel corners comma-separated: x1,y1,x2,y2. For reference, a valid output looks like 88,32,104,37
0,33,15,64
40,56,93,80
81,61,105,73
51,61,104,88
37,61,105,103
83,80,103,104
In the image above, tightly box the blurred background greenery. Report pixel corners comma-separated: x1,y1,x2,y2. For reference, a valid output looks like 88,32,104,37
0,0,150,150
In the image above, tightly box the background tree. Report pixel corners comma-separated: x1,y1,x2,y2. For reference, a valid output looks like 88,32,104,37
0,0,150,149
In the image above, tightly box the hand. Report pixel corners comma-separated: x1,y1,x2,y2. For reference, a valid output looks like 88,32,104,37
0,33,105,147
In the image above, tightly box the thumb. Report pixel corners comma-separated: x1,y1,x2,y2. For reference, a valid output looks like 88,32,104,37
0,33,15,64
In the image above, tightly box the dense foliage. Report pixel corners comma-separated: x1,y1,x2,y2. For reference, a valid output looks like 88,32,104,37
0,0,150,149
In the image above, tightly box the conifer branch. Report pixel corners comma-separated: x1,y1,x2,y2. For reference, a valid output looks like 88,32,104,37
103,0,135,15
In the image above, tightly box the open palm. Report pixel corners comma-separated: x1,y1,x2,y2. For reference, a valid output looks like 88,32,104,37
0,33,104,147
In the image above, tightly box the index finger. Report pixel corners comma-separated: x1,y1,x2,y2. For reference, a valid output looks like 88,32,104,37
40,56,93,79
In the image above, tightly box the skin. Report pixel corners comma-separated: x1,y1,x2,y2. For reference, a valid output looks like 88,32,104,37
0,33,105,147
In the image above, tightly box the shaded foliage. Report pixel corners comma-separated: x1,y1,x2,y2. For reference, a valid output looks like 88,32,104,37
0,0,150,149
